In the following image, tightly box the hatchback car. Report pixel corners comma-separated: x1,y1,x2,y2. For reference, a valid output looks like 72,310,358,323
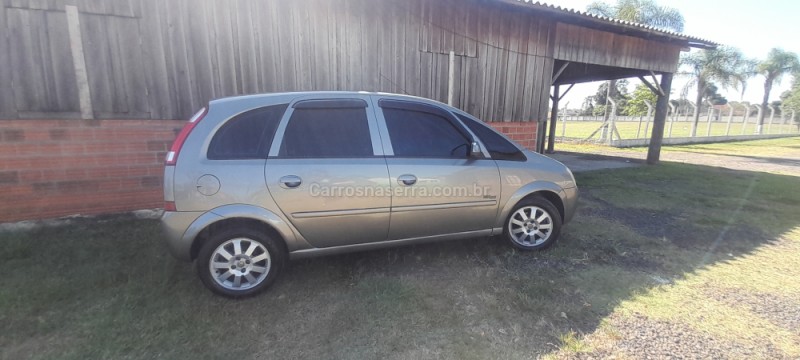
161,92,578,297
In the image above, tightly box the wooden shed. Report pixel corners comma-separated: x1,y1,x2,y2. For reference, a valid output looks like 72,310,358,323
0,0,714,156
0,0,719,221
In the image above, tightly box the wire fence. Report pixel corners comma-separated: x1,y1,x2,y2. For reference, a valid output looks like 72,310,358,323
555,113,800,144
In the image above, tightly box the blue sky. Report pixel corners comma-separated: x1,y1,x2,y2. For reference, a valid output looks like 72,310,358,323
547,0,800,107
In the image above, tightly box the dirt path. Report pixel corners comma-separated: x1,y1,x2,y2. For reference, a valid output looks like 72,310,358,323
550,138,800,176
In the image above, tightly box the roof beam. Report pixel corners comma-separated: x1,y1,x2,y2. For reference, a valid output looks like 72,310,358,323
638,74,665,97
552,62,570,84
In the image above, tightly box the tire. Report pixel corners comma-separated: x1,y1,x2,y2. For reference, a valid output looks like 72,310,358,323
196,226,285,298
503,196,562,251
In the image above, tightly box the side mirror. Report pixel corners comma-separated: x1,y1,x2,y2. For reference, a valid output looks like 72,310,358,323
470,141,482,157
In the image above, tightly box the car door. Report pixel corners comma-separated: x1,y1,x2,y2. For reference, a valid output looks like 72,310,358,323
265,95,391,248
374,97,502,240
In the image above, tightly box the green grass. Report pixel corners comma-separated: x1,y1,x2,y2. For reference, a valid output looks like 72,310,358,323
2,148,800,358
558,120,799,140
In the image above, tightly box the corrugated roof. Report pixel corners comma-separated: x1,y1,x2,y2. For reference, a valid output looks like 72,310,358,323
501,0,717,48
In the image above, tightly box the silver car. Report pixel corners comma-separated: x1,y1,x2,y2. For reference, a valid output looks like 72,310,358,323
161,92,578,297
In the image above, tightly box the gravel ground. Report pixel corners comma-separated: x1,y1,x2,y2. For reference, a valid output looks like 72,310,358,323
706,287,800,333
568,314,791,360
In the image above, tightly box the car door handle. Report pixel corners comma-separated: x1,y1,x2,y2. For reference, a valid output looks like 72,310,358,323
279,175,302,188
397,174,417,186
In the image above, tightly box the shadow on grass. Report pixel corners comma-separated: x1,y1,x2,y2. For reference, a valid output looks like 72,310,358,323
1,162,799,359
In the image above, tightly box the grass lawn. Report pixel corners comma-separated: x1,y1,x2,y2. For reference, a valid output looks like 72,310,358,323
2,146,800,358
558,120,799,140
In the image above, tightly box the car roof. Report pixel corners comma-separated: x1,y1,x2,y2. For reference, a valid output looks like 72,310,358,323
208,91,447,108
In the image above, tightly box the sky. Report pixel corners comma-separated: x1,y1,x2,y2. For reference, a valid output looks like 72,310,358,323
546,0,800,109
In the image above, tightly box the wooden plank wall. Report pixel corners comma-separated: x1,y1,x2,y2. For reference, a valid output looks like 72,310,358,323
1,0,671,122
553,22,681,73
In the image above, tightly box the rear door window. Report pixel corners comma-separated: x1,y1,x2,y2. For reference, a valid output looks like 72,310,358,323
279,105,373,158
207,104,288,160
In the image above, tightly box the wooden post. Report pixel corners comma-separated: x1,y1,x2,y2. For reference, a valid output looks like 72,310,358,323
447,51,455,106
65,5,93,119
646,73,672,165
546,85,560,153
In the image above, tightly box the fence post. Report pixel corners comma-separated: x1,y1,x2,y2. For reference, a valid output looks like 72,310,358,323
668,103,676,138
636,114,643,138
779,106,785,134
740,104,751,135
688,101,698,137
643,100,653,139
607,98,617,145
767,105,775,134
560,103,569,140
753,104,763,135
705,100,714,137
725,103,734,136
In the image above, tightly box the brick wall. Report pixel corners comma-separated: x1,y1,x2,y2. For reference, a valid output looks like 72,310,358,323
487,122,538,151
0,120,184,223
0,119,539,223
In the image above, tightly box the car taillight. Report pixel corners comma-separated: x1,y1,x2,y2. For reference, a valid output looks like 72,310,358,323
164,201,177,212
165,107,207,166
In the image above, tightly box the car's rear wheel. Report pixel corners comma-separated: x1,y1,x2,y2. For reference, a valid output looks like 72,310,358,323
196,227,284,298
504,196,562,251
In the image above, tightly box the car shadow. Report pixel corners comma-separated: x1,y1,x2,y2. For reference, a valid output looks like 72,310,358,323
246,161,800,358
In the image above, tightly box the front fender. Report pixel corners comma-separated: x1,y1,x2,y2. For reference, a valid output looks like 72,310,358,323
181,204,308,258
494,181,567,229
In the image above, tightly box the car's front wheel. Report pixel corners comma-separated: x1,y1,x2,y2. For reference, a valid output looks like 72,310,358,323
504,196,562,251
196,227,285,298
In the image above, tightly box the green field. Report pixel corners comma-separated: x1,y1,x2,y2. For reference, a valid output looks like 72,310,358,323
557,119,799,140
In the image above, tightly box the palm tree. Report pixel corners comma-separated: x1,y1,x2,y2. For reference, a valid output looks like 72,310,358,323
679,47,753,137
587,0,685,32
586,0,684,135
755,48,799,134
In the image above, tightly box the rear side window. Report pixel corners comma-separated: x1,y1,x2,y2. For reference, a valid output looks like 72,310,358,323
383,108,470,158
279,107,373,158
456,113,526,161
207,104,287,160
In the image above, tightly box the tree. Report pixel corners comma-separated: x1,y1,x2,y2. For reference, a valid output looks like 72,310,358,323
780,75,800,108
592,79,629,111
679,46,754,136
586,0,684,135
703,84,728,106
624,84,658,116
586,0,685,32
755,48,799,134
